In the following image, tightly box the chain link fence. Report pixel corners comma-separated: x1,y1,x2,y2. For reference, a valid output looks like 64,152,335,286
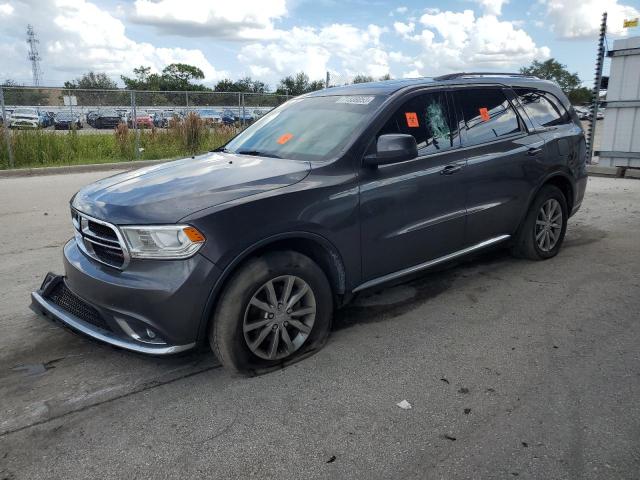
0,86,289,169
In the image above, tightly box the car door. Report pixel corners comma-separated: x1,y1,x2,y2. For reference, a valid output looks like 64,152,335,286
449,86,547,246
513,87,585,175
359,89,468,282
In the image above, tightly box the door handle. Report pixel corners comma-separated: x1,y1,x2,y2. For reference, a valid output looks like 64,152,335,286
527,147,543,156
440,164,462,175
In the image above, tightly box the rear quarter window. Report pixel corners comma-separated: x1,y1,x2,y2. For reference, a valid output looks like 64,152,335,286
515,89,572,127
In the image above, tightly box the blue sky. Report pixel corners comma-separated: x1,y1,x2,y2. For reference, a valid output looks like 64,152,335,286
0,0,639,89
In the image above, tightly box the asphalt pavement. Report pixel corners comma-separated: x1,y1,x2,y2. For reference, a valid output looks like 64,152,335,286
0,172,639,479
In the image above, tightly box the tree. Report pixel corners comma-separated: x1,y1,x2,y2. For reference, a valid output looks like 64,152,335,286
162,63,204,85
275,72,324,96
307,80,325,91
64,71,117,90
520,59,581,92
568,87,593,105
379,73,392,81
121,66,157,90
214,79,237,92
352,74,374,84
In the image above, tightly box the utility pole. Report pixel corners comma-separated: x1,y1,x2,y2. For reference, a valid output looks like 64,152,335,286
325,71,330,89
26,25,42,86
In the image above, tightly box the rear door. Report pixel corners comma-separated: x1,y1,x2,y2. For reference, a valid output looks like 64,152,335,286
513,88,585,173
450,86,547,246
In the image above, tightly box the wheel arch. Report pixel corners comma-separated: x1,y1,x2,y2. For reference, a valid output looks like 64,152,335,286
196,232,347,344
517,172,574,234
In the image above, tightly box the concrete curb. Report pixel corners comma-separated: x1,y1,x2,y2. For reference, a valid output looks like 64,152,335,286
586,165,625,177
625,168,640,179
0,159,170,178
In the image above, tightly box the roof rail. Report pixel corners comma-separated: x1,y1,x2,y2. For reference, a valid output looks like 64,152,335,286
433,72,539,81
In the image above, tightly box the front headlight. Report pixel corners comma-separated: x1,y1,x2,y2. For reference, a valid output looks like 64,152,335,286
120,225,205,259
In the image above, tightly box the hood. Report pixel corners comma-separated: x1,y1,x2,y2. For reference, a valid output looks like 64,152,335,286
12,114,39,120
72,152,311,224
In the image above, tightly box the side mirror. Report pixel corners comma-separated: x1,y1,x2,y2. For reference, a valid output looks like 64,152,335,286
364,134,418,167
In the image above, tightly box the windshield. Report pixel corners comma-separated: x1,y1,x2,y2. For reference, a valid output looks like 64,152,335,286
56,112,74,120
224,95,385,161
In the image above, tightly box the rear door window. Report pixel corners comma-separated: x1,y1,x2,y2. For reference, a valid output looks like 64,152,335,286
377,91,458,155
515,89,572,127
453,88,521,147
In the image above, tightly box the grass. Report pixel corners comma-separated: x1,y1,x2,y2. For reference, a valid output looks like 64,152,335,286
0,114,238,170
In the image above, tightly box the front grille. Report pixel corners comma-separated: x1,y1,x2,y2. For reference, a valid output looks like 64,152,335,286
46,281,110,331
72,209,128,269
87,220,118,241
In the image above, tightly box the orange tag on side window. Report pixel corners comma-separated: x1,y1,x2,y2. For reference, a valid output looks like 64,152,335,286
479,107,490,121
277,133,294,144
405,112,419,128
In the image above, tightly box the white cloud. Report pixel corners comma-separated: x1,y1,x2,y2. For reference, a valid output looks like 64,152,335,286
396,6,408,14
238,23,391,84
475,0,509,16
541,0,639,39
131,0,287,40
389,50,412,63
0,0,227,85
0,2,14,15
393,21,415,37
391,8,549,76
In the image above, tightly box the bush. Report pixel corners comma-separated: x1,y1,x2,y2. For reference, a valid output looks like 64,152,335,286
0,124,237,170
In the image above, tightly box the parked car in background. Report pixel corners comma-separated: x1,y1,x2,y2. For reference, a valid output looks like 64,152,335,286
237,110,255,124
94,110,123,129
54,111,83,130
32,73,587,374
221,109,236,125
86,111,99,127
9,107,41,129
573,106,590,120
154,110,182,128
129,112,154,129
198,109,222,124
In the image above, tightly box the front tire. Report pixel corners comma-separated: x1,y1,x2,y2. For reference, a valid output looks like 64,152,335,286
511,184,568,260
210,251,333,375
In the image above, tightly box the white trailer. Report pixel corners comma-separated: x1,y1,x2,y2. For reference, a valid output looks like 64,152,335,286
597,36,640,168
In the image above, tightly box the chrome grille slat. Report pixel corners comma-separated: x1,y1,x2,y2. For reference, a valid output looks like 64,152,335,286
71,208,129,269
83,236,123,251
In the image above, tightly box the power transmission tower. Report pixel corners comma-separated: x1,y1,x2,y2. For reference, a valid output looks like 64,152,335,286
26,24,42,86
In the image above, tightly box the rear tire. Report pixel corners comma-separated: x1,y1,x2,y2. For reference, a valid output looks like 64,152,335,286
210,251,333,375
511,184,568,260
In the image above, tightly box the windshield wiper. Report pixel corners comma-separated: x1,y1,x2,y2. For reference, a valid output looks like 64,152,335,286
236,150,282,159
212,146,230,153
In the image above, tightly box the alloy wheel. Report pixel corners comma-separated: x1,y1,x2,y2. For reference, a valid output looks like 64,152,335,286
243,275,316,360
535,198,563,252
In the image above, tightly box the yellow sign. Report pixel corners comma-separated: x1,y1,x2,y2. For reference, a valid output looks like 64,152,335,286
623,18,639,28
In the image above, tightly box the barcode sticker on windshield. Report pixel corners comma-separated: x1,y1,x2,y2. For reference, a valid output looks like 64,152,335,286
336,96,375,105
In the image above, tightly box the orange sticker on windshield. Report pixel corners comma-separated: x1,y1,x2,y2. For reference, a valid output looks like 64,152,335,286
479,107,490,121
405,112,419,128
277,133,293,144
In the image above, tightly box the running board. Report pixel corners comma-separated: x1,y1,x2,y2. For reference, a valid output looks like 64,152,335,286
353,235,511,293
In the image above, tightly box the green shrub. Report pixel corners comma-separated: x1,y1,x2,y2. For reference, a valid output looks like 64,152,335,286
0,124,237,170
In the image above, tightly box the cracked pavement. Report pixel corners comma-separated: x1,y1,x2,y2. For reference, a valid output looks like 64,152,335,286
1,172,639,479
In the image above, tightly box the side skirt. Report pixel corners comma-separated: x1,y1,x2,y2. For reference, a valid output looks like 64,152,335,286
353,235,511,293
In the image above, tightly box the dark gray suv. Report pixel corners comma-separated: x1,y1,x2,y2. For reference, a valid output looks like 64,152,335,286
31,73,587,373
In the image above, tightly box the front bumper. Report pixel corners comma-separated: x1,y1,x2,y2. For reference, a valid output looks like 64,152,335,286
30,239,222,355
